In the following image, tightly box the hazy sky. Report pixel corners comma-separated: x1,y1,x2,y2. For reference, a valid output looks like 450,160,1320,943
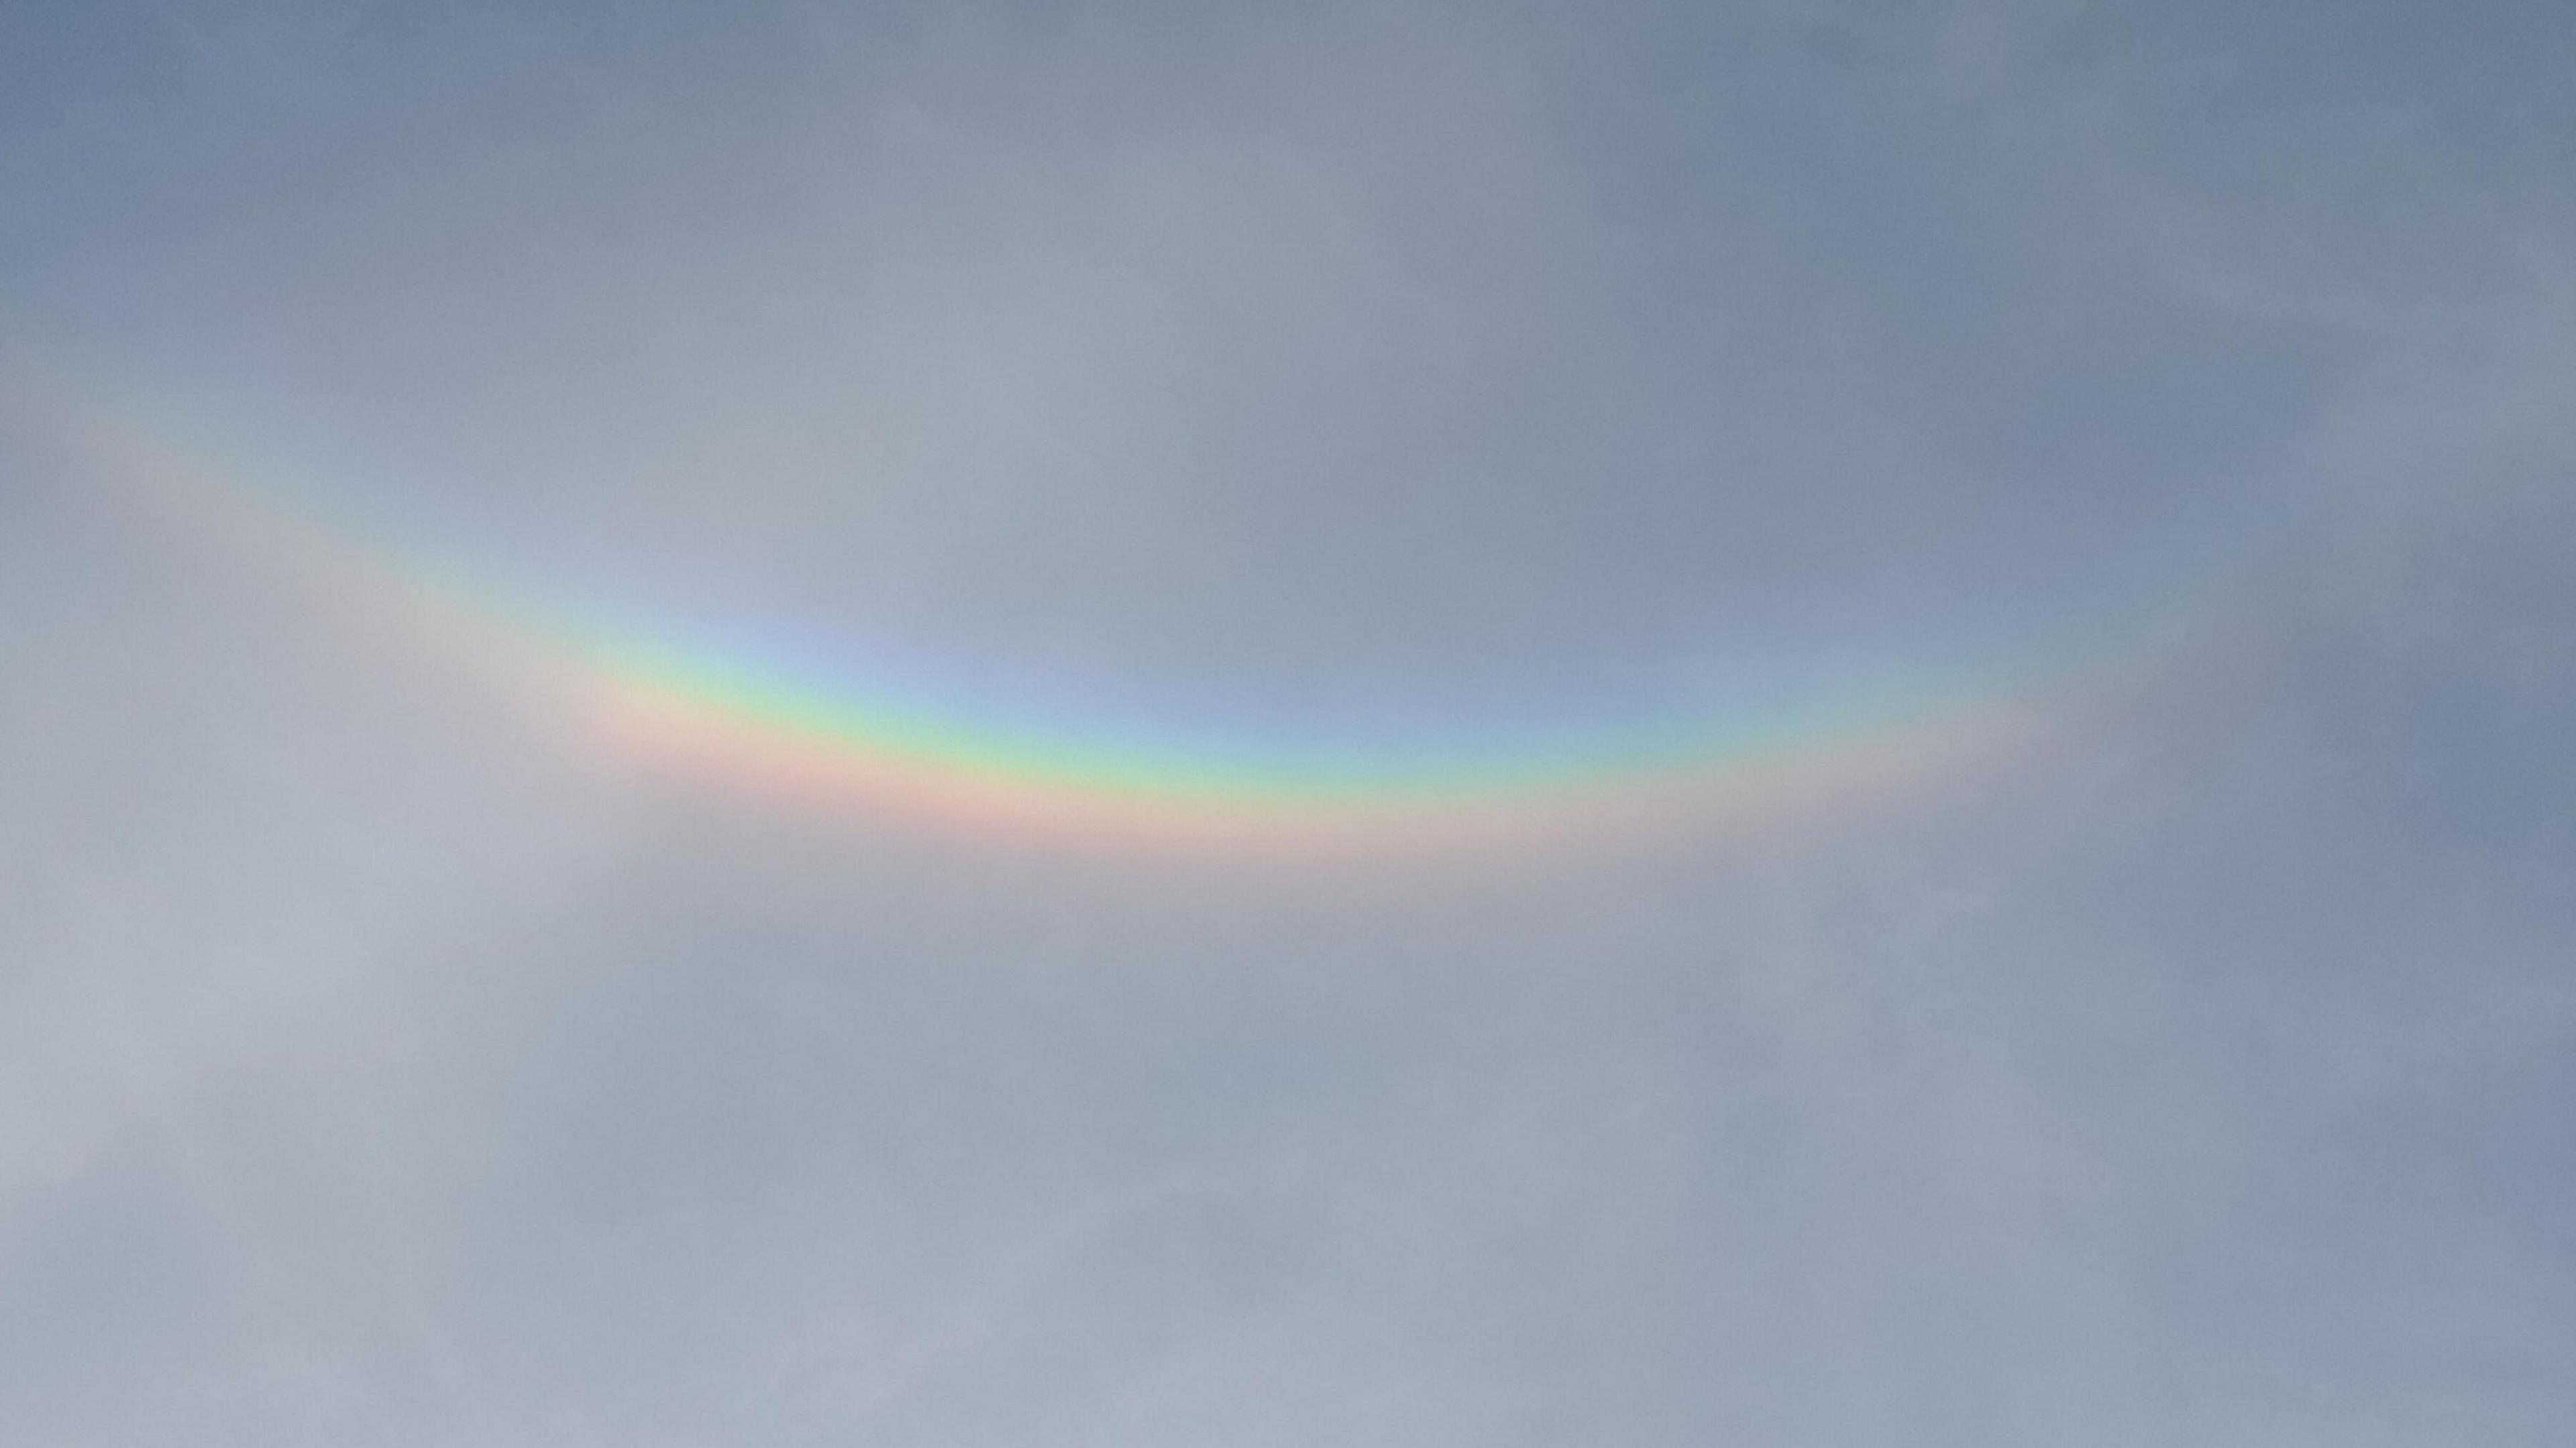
5,2,2573,1444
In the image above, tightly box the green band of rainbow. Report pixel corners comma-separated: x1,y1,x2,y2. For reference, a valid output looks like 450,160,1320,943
22,368,2112,854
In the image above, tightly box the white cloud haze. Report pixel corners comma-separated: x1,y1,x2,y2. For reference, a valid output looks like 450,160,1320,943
4,2,2573,1443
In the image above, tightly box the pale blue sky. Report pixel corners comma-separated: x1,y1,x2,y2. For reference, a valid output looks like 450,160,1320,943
4,3,2573,1443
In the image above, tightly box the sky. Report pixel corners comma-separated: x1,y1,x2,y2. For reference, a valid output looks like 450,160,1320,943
3,1,2573,1443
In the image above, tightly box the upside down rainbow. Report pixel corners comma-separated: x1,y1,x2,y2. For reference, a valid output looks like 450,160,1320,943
19,371,2090,855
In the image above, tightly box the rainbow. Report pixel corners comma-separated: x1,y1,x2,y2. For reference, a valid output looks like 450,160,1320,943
13,364,2136,856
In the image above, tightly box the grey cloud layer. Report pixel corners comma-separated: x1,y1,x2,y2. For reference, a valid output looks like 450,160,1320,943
5,2,2573,1443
